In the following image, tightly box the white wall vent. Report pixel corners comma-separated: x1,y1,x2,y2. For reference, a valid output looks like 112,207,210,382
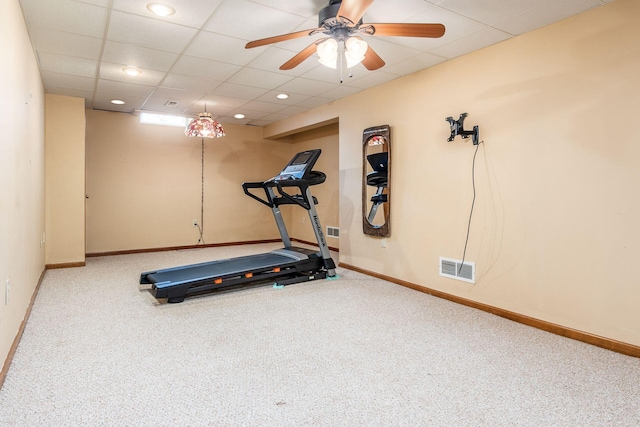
439,257,475,283
326,226,339,238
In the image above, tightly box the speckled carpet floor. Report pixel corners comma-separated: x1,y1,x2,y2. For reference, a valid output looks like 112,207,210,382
1,243,639,426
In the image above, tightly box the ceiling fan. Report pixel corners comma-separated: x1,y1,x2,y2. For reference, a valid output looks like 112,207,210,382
245,0,445,71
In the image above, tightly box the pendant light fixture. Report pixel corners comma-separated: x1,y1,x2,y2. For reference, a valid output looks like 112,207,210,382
184,105,225,245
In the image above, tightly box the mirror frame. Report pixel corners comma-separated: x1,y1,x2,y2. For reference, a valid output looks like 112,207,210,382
362,125,391,237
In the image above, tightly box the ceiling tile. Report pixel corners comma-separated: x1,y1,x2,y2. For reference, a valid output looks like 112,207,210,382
430,27,512,59
182,102,233,117
37,52,98,78
99,62,166,86
160,74,222,93
112,0,223,29
494,0,604,36
184,31,263,65
140,98,193,113
437,0,550,26
383,52,447,75
210,82,269,99
227,68,294,89
149,87,206,103
107,11,198,53
399,4,488,49
20,0,108,38
171,56,242,81
344,71,400,90
202,96,248,109
203,0,308,40
77,0,110,6
294,96,332,109
239,100,287,114
95,79,155,101
247,0,324,18
40,71,96,91
255,91,310,105
364,0,434,22
93,93,149,112
102,41,179,71
276,77,337,97
322,84,364,100
29,28,102,60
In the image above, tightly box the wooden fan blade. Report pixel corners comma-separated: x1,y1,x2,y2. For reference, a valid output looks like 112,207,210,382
336,0,373,26
245,28,323,49
280,39,327,70
368,23,445,38
361,46,385,71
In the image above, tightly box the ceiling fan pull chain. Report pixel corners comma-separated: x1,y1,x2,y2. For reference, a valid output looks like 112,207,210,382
340,41,344,84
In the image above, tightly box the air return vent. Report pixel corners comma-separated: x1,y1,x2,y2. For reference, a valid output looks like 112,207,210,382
439,257,475,283
164,100,179,107
326,226,339,238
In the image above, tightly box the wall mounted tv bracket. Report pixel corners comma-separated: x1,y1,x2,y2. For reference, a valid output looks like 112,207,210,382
446,113,479,145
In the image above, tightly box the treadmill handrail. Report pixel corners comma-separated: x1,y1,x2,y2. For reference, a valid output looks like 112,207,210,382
242,171,326,210
242,181,273,208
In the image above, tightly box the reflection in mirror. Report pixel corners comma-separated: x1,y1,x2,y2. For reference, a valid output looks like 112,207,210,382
362,125,390,237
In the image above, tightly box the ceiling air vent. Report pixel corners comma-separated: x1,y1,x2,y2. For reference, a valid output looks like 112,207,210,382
439,257,475,283
164,100,179,107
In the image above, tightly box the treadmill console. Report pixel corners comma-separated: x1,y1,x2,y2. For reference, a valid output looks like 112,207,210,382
273,149,321,181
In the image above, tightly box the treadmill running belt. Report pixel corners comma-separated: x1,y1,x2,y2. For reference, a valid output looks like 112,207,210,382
144,252,298,285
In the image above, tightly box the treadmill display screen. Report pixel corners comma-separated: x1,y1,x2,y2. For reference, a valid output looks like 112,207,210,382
275,149,321,181
291,151,312,165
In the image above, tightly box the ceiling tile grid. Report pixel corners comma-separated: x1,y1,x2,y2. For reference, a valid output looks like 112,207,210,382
18,0,615,125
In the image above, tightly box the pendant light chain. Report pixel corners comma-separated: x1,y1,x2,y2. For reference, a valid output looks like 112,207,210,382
198,137,206,245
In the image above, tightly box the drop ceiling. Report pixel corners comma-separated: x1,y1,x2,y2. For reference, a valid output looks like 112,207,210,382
20,0,614,126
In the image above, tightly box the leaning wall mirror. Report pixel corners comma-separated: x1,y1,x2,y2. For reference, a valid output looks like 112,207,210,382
362,125,391,237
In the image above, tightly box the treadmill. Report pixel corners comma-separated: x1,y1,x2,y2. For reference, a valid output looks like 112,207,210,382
140,149,337,303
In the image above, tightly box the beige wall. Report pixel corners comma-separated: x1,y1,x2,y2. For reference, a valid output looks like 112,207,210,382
265,0,640,346
0,0,46,369
85,110,301,253
45,94,86,265
289,123,340,249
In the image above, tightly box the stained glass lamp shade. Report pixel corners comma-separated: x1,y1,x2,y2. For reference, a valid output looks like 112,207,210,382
185,112,225,138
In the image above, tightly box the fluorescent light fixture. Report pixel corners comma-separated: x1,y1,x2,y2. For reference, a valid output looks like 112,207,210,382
276,93,289,100
111,99,125,105
234,114,245,119
140,112,189,127
146,3,175,17
123,67,142,76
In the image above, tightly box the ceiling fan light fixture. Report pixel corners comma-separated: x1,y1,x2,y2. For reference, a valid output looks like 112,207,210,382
345,37,368,67
317,38,338,68
318,54,338,69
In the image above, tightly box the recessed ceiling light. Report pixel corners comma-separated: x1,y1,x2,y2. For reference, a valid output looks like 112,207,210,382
276,93,289,100
146,3,175,17
123,67,142,76
111,99,125,105
234,114,245,119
